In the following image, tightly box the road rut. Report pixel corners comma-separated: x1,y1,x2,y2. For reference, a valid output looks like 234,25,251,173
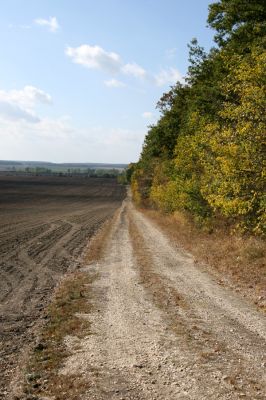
61,196,266,399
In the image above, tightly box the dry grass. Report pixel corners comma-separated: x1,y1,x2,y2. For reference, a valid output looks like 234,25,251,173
141,209,266,312
85,211,118,264
20,215,115,400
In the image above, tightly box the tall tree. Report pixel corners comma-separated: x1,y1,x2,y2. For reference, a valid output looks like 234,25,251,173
208,0,266,48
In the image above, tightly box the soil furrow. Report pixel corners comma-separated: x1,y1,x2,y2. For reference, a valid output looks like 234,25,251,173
0,176,125,398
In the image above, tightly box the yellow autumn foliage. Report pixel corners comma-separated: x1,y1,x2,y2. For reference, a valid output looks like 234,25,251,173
131,10,266,235
199,48,266,233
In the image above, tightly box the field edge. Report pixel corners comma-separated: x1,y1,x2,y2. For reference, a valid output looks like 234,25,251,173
9,212,118,400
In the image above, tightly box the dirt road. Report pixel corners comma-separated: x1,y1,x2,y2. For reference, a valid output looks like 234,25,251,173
61,195,266,399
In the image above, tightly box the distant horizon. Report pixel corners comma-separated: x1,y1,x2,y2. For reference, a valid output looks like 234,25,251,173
0,159,128,166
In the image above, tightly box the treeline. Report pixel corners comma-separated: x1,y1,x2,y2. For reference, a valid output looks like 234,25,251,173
4,166,123,178
130,0,266,235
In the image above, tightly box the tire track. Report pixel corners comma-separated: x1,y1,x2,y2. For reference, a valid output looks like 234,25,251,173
60,195,266,400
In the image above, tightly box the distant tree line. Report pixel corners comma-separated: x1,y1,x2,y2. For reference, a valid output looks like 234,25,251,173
130,0,266,235
4,166,123,178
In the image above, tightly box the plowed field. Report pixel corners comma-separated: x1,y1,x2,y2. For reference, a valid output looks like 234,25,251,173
0,175,126,397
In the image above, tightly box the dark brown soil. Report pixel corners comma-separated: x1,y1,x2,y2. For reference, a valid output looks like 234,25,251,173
0,175,126,398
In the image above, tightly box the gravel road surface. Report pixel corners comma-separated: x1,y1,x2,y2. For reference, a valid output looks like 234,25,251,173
61,195,266,399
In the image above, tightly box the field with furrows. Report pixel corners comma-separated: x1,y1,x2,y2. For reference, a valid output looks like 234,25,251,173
0,175,126,397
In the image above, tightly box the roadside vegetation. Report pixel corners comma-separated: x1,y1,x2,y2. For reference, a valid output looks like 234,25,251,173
130,0,266,236
23,271,94,399
142,209,265,311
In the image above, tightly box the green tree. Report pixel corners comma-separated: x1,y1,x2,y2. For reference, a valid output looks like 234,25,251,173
208,0,266,48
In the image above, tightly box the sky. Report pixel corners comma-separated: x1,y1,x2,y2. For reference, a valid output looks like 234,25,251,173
0,0,214,163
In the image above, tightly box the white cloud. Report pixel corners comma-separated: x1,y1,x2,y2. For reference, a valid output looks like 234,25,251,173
66,44,148,80
142,111,153,119
0,86,144,163
154,68,183,86
0,115,75,142
66,43,184,90
34,16,59,33
0,86,52,109
104,79,126,88
0,85,68,144
0,86,52,123
0,100,39,123
122,63,147,79
66,45,122,74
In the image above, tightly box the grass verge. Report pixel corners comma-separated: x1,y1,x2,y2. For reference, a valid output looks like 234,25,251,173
142,209,266,312
84,215,116,264
21,271,95,400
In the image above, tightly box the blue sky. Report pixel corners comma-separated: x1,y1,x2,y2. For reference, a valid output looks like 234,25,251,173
0,0,214,163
